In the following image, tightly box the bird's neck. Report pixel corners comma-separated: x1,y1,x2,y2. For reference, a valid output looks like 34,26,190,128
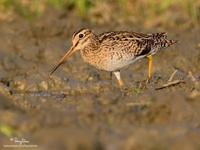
80,35,100,56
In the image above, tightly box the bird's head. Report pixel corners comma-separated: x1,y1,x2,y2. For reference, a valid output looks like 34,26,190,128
50,28,93,75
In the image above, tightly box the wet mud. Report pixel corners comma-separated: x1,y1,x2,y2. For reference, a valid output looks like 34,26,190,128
0,10,200,150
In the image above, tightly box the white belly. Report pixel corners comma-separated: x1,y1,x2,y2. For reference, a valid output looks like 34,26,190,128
81,50,147,72
104,55,146,71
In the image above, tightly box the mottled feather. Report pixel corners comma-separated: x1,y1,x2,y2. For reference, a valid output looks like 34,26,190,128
50,28,177,87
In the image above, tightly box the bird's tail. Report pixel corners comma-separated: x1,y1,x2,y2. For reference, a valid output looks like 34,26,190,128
151,32,178,49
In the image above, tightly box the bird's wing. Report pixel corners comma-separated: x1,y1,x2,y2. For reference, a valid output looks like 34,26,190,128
98,31,151,42
98,31,175,60
99,31,154,57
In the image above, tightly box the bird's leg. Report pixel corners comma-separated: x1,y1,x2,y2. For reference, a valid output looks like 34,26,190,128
113,71,124,87
147,55,153,80
110,72,113,80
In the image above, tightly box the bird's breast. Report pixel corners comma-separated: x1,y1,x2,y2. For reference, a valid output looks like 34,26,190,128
80,49,108,70
80,48,138,72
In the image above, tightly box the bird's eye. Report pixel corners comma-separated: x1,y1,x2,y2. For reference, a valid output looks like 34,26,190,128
79,34,84,38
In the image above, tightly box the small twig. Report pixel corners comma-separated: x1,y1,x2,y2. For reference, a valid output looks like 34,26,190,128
188,71,197,83
168,69,178,82
155,80,185,90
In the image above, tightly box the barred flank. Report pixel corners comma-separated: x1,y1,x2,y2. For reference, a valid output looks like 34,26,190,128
159,39,178,48
151,32,178,49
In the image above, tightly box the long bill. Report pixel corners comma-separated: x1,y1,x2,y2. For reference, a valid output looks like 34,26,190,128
49,46,76,76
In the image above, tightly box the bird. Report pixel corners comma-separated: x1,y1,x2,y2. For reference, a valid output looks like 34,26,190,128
50,28,177,87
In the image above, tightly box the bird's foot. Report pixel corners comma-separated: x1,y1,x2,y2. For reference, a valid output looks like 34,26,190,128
146,77,152,84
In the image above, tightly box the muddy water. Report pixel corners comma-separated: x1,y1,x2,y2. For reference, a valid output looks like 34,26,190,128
0,11,200,150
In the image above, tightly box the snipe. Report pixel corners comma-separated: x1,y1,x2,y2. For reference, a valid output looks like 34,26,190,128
50,28,177,87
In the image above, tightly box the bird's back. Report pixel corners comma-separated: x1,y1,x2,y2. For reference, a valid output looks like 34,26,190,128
94,31,177,71
98,31,177,57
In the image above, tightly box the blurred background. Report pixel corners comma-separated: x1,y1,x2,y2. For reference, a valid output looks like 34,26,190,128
0,0,200,150
0,0,200,27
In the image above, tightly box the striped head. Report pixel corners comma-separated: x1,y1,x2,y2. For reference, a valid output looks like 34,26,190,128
50,28,93,75
72,28,93,50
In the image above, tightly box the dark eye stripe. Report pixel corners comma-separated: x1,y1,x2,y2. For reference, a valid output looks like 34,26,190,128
81,36,90,44
73,28,91,39
74,40,79,47
73,28,87,38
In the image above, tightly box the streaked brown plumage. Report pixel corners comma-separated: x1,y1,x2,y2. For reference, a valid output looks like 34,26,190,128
50,28,177,87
